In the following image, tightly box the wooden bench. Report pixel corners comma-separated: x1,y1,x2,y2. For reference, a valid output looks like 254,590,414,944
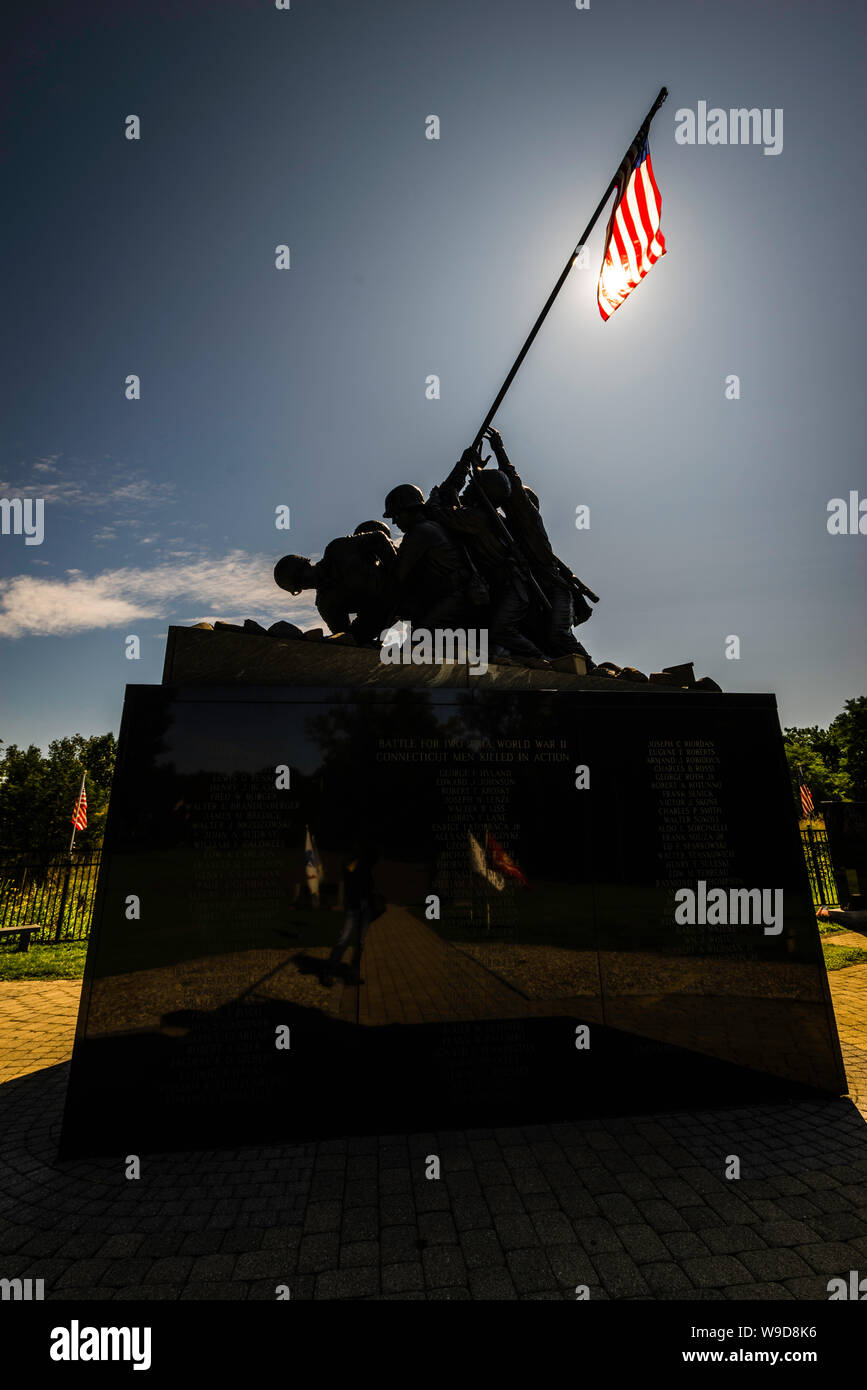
0,924,39,952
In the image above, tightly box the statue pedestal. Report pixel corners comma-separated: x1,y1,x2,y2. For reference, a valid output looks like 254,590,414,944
61,666,844,1156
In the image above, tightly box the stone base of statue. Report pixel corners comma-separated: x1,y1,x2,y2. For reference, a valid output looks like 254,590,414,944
60,630,844,1156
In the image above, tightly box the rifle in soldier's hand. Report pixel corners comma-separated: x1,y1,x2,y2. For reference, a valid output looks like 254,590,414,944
554,557,599,608
486,427,599,607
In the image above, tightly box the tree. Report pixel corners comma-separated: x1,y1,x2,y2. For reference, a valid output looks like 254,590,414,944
783,725,851,808
783,695,867,811
0,733,117,867
829,697,867,802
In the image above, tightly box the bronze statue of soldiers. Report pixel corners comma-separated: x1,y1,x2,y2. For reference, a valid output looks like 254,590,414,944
483,427,594,662
274,527,396,646
382,484,479,630
426,450,551,668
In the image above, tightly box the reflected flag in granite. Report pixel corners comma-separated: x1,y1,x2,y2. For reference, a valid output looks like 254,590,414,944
487,831,529,887
304,824,322,900
469,831,505,891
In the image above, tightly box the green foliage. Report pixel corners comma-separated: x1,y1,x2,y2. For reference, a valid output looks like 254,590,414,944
783,728,851,806
0,733,116,867
829,697,867,802
783,696,867,811
0,858,100,936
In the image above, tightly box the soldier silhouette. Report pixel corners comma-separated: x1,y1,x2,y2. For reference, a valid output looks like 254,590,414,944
426,449,551,668
484,427,594,662
382,484,479,631
274,527,396,646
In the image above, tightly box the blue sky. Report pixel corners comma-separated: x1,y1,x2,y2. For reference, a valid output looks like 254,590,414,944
1,0,864,753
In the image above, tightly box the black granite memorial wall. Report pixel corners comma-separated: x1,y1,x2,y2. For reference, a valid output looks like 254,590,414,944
60,682,845,1155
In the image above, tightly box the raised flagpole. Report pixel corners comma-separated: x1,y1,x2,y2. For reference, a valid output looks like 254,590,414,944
471,85,668,450
69,771,86,854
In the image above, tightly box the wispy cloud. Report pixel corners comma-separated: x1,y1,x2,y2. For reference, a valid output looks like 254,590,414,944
0,457,174,512
0,550,319,639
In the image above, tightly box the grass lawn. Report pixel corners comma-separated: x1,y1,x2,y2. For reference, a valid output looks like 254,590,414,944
822,942,867,971
0,939,88,981
5,930,866,981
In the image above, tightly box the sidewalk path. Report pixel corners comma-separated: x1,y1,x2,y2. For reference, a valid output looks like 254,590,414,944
826,965,867,1114
0,980,81,1086
1,966,866,1301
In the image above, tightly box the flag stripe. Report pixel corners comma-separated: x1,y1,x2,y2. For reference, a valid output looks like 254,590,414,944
624,177,649,266
640,160,665,255
634,162,660,250
598,143,665,321
614,208,640,287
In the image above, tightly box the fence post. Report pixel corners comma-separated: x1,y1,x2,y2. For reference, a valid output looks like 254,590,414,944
805,826,816,905
54,856,73,942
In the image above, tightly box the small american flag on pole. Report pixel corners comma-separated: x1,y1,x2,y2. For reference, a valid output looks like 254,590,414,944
800,782,815,820
71,774,87,831
597,134,666,321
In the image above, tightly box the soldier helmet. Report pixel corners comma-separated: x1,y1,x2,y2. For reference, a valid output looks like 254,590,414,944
470,470,511,508
354,520,392,538
383,484,426,519
274,554,314,593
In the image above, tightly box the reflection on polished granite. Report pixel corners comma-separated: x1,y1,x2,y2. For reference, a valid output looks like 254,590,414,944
61,681,846,1154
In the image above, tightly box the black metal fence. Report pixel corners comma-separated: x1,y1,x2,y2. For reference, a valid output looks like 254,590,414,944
800,823,839,909
0,824,845,947
0,854,102,947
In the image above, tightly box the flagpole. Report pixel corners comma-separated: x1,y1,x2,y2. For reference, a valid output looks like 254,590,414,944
69,771,85,855
471,85,668,450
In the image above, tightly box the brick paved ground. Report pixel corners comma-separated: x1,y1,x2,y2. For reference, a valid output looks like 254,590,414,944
824,962,867,1113
1,973,866,1300
339,906,592,1026
0,980,82,1085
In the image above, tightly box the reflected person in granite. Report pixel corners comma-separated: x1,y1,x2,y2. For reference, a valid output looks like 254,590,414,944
322,843,383,987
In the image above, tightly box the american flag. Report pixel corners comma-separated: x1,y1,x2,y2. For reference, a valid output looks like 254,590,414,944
800,783,815,820
597,134,666,321
71,775,87,831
